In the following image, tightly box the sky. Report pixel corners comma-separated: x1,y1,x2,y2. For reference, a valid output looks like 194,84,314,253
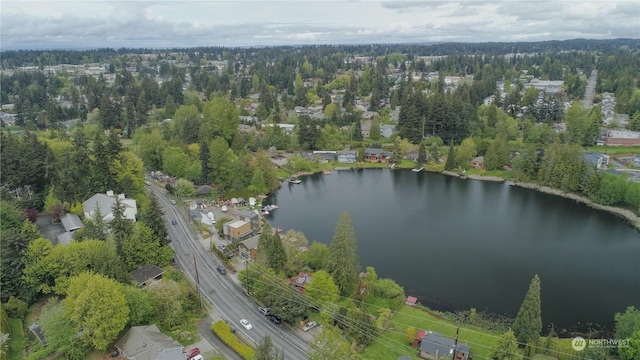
1,0,639,50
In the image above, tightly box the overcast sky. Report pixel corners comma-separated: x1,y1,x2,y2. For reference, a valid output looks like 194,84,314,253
2,0,639,50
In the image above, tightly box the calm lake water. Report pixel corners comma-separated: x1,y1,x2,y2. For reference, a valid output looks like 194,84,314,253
266,169,640,331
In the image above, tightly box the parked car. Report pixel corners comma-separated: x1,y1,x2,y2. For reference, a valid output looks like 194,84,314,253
191,356,203,360
171,219,177,225
185,348,200,359
216,266,227,275
268,315,281,324
302,321,317,332
258,307,270,316
170,200,177,204
240,319,252,330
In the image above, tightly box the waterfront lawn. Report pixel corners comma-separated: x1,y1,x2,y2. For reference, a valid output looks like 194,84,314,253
465,167,514,180
362,305,501,360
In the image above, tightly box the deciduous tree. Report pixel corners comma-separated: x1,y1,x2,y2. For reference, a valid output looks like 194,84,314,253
64,272,129,351
305,270,339,309
255,335,284,360
308,327,350,360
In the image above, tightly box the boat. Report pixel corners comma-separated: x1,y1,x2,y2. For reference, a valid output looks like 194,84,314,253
221,205,228,212
322,170,332,175
287,177,301,184
412,167,424,173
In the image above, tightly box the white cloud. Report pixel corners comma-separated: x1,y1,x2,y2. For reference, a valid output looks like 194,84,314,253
1,0,638,50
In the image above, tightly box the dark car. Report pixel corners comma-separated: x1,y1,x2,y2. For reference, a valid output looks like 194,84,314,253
171,219,177,225
267,315,281,324
216,266,227,275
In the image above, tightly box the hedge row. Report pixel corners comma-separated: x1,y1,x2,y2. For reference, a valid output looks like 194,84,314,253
211,320,255,360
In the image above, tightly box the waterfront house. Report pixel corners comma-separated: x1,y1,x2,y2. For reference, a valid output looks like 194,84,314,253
288,272,312,295
239,234,260,260
419,332,471,360
337,150,358,163
238,210,260,235
365,148,389,162
470,156,484,169
223,219,253,242
584,151,610,169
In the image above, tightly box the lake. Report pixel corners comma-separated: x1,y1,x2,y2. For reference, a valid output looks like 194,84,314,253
266,169,640,331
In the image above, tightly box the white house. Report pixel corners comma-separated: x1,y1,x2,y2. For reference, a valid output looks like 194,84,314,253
83,191,137,222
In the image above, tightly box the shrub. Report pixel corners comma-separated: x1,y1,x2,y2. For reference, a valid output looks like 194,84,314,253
211,320,255,360
5,297,27,318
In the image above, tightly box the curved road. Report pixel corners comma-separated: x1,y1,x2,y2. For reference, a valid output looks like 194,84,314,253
149,186,309,359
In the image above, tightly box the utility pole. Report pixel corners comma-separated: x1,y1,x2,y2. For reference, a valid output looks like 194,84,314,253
452,323,460,360
245,260,250,296
193,253,203,311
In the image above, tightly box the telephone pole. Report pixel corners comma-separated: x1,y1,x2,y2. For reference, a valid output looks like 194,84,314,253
193,253,203,310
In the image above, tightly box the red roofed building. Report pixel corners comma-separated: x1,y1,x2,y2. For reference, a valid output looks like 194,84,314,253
406,296,418,306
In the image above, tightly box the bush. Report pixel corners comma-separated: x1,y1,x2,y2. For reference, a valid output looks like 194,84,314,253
5,297,27,318
211,320,255,360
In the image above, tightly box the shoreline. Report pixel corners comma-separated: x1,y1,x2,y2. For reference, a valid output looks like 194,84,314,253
442,170,640,231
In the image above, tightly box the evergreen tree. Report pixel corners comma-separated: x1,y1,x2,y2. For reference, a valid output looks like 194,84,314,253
445,142,456,171
491,329,519,360
513,274,542,346
110,197,133,256
353,121,363,141
417,141,427,165
255,335,284,360
327,212,361,297
258,223,287,273
141,192,169,246
543,324,556,355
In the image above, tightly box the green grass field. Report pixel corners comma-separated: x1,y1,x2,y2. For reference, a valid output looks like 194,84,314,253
362,305,503,360
588,145,640,156
8,318,24,360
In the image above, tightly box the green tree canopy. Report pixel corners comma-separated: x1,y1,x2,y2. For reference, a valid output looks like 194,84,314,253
512,274,542,345
64,272,129,351
327,212,361,297
491,329,519,360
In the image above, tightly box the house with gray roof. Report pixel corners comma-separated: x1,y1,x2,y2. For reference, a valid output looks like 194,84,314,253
115,324,183,360
60,213,83,232
584,152,610,169
419,332,470,360
381,124,396,138
130,264,165,287
239,234,260,260
83,190,137,222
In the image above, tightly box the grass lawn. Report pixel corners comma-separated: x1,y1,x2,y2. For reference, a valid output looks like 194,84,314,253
588,145,640,155
362,305,502,360
8,318,24,360
465,168,514,180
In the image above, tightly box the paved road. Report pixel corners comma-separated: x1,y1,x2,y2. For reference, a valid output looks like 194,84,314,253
149,186,310,359
581,69,598,110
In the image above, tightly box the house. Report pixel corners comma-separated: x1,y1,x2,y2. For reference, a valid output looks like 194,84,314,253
56,213,84,246
288,272,312,295
130,264,165,287
313,151,337,162
584,152,610,169
194,185,213,196
238,210,260,235
605,130,640,146
405,296,418,306
470,156,484,169
60,213,83,232
239,234,260,260
83,191,137,222
419,332,471,360
223,219,253,242
381,124,396,138
337,150,358,163
412,329,427,348
115,324,183,360
364,148,389,162
361,120,371,138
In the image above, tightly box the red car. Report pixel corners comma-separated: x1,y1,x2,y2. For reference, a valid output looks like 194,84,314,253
185,348,200,359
